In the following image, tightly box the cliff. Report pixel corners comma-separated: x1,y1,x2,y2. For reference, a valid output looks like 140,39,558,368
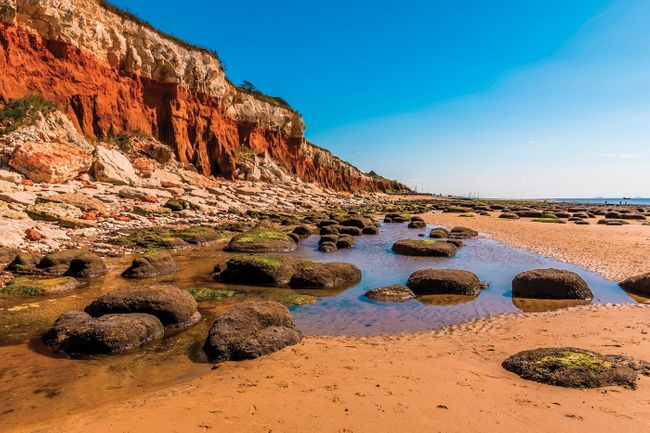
0,0,407,193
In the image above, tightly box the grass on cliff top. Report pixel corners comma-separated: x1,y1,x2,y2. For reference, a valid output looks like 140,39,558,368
99,1,296,112
0,94,56,135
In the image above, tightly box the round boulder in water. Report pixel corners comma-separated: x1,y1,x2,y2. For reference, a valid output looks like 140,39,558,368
289,262,361,289
121,251,178,279
407,269,483,296
42,311,164,356
215,255,296,287
619,273,650,297
391,239,457,257
502,347,650,389
84,285,200,331
512,268,592,300
204,301,302,361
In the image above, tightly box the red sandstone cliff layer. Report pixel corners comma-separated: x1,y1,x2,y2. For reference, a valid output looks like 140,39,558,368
0,0,407,193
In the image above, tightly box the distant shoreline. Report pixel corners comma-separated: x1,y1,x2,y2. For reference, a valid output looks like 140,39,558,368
551,198,650,205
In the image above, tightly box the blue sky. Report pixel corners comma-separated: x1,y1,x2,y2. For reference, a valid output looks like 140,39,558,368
110,0,650,198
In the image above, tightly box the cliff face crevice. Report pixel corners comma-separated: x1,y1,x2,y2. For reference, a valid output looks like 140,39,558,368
0,0,407,192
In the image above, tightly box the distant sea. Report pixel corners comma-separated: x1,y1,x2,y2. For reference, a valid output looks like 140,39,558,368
552,198,650,205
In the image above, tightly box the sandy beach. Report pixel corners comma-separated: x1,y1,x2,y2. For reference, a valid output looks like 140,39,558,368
422,212,650,282
14,303,649,433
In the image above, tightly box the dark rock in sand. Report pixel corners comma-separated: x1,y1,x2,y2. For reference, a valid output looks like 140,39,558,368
407,269,483,296
85,285,200,331
318,241,338,253
499,213,520,220
227,228,297,253
448,226,478,239
619,273,650,297
43,311,164,356
575,220,590,225
365,285,415,302
512,268,592,300
318,219,339,228
502,347,650,389
289,262,361,289
121,251,179,279
216,255,296,287
516,210,544,218
203,301,302,361
429,227,450,239
391,239,457,257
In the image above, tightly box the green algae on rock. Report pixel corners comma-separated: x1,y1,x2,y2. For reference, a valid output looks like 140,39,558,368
227,228,297,253
188,287,237,302
2,276,80,296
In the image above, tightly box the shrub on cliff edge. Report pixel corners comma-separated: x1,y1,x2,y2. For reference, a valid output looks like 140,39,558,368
0,94,56,135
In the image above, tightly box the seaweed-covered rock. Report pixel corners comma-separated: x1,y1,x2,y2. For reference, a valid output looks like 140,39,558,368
406,269,483,296
227,228,297,253
203,301,302,361
448,226,478,239
5,252,41,274
391,239,457,257
429,227,450,239
319,234,339,245
42,311,164,356
365,285,415,302
216,255,296,286
121,251,179,279
512,269,592,300
289,262,361,289
187,287,237,302
320,225,339,235
84,285,200,331
292,225,313,239
619,273,650,297
1,276,80,296
502,347,650,389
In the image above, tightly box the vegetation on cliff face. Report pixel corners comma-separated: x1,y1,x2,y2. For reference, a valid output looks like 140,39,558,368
0,94,56,135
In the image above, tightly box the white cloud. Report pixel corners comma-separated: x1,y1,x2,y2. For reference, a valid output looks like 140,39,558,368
597,153,644,159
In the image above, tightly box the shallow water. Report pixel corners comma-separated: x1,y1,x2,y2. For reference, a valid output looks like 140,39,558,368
0,222,646,427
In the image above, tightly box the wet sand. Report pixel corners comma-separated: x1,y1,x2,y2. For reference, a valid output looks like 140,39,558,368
13,303,650,433
422,212,650,281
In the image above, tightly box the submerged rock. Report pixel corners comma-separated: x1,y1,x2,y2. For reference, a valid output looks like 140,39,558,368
84,285,200,332
43,311,164,356
227,228,297,253
502,347,650,389
203,301,302,361
406,269,483,296
391,239,457,257
365,285,415,302
1,276,80,296
121,251,179,279
512,268,592,300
